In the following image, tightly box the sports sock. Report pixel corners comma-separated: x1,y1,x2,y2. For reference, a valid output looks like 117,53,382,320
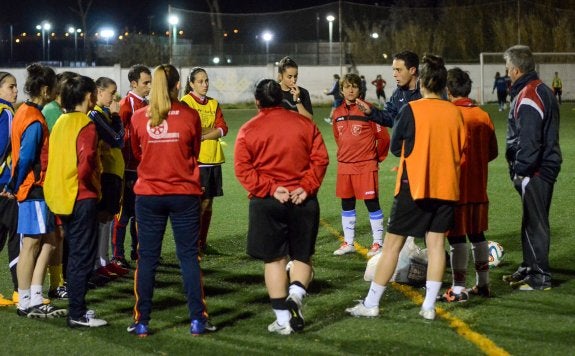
471,241,490,286
30,284,43,306
288,281,307,300
341,210,356,245
18,289,31,309
270,297,290,326
364,281,386,308
422,280,442,310
369,210,384,245
450,242,468,289
49,264,64,290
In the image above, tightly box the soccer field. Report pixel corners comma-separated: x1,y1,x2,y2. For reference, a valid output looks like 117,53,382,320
0,103,573,355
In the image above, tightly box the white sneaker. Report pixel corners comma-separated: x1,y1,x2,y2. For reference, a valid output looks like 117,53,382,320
68,310,108,328
333,242,355,256
345,301,379,317
419,308,436,320
267,320,293,335
367,242,382,257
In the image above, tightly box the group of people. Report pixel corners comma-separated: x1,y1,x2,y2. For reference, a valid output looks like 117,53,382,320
0,44,562,337
0,62,228,335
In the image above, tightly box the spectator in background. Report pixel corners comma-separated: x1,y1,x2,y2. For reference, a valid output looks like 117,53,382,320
502,45,562,291
371,74,387,106
359,75,367,100
323,74,342,124
552,72,562,105
492,71,508,111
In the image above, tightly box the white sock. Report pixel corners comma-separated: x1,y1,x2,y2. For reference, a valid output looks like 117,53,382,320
364,281,386,308
273,309,291,326
30,284,43,307
450,242,468,289
369,210,384,245
341,210,356,245
422,281,442,310
471,240,490,287
288,283,306,300
18,289,31,309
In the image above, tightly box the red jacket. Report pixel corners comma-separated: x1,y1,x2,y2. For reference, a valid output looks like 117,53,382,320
235,107,329,198
130,101,202,196
119,91,147,171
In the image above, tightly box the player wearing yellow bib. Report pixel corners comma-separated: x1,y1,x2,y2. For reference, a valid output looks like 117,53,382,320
181,67,228,254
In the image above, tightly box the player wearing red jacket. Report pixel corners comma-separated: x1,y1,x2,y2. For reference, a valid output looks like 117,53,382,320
235,79,329,335
331,73,390,257
111,64,151,269
128,64,211,337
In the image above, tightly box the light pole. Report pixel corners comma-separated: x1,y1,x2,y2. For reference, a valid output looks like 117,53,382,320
68,27,81,62
36,21,51,61
326,15,335,65
262,31,273,64
168,15,179,64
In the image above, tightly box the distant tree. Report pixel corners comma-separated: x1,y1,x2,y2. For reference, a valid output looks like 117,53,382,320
69,0,93,64
115,34,169,67
206,0,224,58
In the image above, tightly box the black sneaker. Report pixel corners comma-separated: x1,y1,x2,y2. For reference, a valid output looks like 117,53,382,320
502,266,529,285
286,294,304,331
27,303,68,318
16,307,30,317
48,285,69,299
467,285,492,298
205,320,217,332
111,257,131,269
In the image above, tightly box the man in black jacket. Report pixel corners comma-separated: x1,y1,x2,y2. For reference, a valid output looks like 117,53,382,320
503,45,562,291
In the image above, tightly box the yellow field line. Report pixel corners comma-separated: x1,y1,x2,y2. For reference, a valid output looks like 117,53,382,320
320,219,510,356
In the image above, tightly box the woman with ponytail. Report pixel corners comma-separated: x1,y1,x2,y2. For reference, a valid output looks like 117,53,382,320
127,64,211,337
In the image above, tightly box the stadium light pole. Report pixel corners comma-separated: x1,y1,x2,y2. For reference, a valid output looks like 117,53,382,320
68,27,81,62
262,31,273,64
168,15,179,64
326,15,335,65
36,21,51,61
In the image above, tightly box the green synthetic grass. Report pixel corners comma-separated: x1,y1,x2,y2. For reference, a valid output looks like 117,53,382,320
1,103,574,355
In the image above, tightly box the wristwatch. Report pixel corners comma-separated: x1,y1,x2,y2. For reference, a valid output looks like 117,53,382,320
295,97,302,104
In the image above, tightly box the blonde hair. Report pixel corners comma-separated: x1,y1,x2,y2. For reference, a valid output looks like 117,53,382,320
148,64,180,127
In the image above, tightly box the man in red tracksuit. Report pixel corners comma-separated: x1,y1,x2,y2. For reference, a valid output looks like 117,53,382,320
111,65,151,269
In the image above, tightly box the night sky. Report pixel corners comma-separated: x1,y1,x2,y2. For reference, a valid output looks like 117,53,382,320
3,1,384,34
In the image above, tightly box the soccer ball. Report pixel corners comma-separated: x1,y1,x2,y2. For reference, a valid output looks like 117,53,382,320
488,241,505,268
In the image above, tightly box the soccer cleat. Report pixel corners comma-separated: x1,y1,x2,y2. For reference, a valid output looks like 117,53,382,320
95,266,119,280
511,277,551,291
12,291,50,305
502,267,528,285
106,262,130,276
437,288,469,303
190,319,207,336
286,294,304,331
333,242,355,256
367,242,382,257
88,273,111,288
128,323,149,337
48,285,69,299
111,257,131,269
27,303,68,318
0,293,15,307
16,307,29,317
419,308,436,320
68,310,108,328
345,301,379,317
467,285,492,298
267,320,294,335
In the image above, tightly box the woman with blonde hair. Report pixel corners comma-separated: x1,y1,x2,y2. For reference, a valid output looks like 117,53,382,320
127,64,211,337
